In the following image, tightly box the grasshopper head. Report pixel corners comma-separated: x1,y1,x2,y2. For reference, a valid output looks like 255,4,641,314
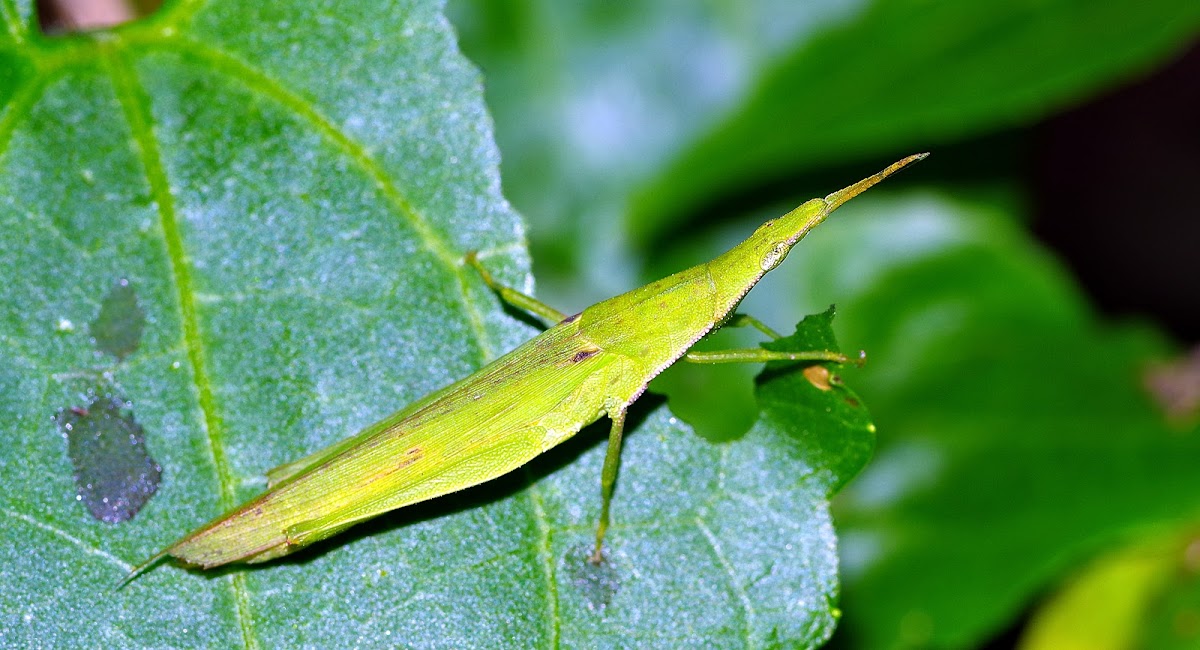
749,153,930,274
706,154,927,318
748,199,827,274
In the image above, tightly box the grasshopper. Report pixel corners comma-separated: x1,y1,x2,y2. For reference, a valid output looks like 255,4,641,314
125,154,924,582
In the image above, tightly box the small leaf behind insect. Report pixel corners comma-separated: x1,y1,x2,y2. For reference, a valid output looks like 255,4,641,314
756,307,875,493
649,325,761,442
762,306,841,362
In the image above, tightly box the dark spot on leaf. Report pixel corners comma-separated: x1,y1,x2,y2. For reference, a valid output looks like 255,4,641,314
90,279,145,361
845,396,861,408
561,312,580,324
567,544,620,611
571,348,599,363
55,394,161,524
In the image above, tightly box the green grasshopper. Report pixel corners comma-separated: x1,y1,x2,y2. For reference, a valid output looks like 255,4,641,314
125,154,924,582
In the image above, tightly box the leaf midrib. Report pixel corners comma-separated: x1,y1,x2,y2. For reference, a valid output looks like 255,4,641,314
0,10,558,647
105,45,261,650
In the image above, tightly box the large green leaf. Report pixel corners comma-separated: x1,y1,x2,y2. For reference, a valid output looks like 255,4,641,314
0,2,872,647
1019,531,1198,650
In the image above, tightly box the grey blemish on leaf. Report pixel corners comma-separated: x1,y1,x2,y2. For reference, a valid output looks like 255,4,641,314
55,394,161,524
90,279,145,360
567,545,621,611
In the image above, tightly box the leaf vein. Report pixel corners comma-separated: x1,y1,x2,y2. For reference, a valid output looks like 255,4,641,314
2,336,58,375
725,490,806,531
0,68,50,161
0,0,26,45
193,286,379,315
522,471,560,649
154,0,210,33
695,516,755,647
141,36,497,360
23,207,98,260
0,507,133,571
105,48,259,650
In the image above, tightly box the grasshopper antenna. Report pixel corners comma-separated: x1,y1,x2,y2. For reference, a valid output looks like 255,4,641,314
825,152,928,212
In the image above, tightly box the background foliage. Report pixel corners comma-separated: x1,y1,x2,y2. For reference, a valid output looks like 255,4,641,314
450,1,1200,648
1,0,1198,648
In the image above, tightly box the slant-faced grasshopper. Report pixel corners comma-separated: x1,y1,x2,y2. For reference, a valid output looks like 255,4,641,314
125,154,925,583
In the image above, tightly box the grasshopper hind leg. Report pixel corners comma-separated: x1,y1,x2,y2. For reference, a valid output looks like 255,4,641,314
590,407,628,564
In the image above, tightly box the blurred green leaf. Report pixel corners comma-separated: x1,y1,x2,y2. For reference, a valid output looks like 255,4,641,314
0,1,875,646
1137,536,1200,650
452,0,1200,279
1019,531,1193,650
746,191,1200,648
632,0,1200,241
451,0,873,300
